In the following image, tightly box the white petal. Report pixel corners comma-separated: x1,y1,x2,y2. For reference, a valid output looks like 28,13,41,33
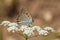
8,23,18,27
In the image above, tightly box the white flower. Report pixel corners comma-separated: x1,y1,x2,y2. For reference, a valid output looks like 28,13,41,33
23,27,34,36
44,27,55,32
8,23,18,27
19,25,28,31
0,21,11,26
39,30,49,36
19,25,34,36
31,27,35,31
32,26,42,31
7,26,18,32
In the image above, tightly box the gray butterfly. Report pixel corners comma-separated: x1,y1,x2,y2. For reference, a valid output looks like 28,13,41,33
17,8,34,26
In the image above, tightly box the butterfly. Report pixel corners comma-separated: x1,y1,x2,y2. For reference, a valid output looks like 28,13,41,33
16,8,34,26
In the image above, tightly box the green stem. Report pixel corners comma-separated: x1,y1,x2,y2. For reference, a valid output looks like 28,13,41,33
25,37,28,40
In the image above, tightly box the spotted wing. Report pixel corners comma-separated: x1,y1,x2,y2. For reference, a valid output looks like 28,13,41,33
17,8,34,26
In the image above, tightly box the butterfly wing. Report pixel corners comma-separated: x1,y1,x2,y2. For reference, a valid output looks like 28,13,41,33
17,8,34,26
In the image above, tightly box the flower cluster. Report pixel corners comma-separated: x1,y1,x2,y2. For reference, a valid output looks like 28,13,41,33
0,21,55,37
44,27,55,32
0,21,11,26
7,26,18,32
38,30,48,36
